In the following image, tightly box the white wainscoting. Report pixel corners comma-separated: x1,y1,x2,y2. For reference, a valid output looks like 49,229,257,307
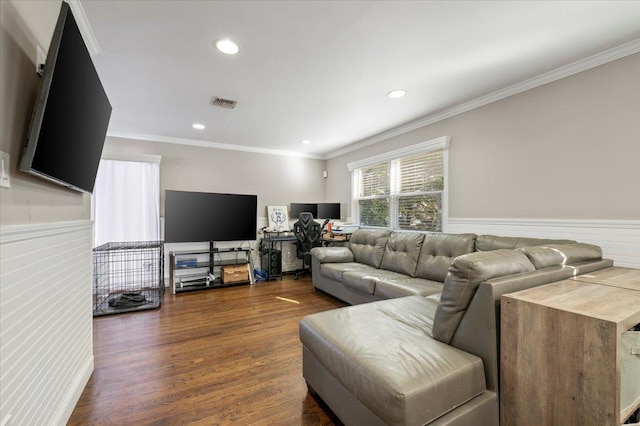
0,221,94,426
447,218,640,269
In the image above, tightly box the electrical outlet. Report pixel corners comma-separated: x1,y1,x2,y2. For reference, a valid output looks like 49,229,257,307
0,151,10,188
36,45,46,75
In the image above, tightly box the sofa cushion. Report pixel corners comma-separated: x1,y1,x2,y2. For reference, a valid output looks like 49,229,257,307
518,243,603,270
320,262,376,282
515,245,565,269
475,234,576,251
310,246,354,263
299,296,486,426
433,249,535,344
349,229,391,268
380,232,425,276
415,233,477,282
374,277,443,299
342,269,409,295
348,229,391,268
550,243,602,264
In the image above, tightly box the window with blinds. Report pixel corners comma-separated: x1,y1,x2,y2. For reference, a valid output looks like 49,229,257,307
353,148,445,232
355,163,389,227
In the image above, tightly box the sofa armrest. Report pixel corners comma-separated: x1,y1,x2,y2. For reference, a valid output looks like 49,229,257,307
310,247,355,263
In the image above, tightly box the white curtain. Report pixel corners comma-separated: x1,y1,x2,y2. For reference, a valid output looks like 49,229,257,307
92,159,160,247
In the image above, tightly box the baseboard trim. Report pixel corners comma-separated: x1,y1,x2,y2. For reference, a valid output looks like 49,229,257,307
447,218,640,269
53,355,94,426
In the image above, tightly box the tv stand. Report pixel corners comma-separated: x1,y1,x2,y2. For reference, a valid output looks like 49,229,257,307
169,245,253,294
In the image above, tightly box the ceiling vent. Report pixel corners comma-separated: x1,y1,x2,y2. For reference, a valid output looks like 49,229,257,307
211,97,237,109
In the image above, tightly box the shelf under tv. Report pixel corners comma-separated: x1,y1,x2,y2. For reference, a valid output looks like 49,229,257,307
169,246,253,294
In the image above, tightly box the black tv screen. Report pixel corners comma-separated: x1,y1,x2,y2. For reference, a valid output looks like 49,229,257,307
317,203,341,219
19,2,112,194
165,191,257,243
290,203,317,219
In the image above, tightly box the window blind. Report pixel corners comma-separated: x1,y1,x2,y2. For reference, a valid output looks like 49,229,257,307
353,147,445,232
398,150,444,193
358,162,390,197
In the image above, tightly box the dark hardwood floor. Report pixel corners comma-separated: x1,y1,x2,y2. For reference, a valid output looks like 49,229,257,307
69,276,346,425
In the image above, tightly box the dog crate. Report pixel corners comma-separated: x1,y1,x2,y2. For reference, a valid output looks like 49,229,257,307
93,241,164,316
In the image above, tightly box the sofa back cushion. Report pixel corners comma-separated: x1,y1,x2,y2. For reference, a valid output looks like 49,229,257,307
348,229,392,268
432,249,535,344
476,235,576,251
380,232,425,276
415,233,477,282
517,243,603,269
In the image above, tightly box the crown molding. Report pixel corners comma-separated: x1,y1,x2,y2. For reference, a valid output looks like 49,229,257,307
326,38,640,159
103,33,639,162
107,132,325,160
66,0,101,56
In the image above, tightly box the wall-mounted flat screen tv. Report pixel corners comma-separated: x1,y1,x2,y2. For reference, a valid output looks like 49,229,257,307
317,203,341,219
165,191,257,243
19,2,112,194
290,203,317,219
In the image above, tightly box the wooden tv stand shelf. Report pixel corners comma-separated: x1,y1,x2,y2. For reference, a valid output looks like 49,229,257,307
169,246,253,294
501,267,640,425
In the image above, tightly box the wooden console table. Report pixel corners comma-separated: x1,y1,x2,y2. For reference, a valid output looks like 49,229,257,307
501,267,640,425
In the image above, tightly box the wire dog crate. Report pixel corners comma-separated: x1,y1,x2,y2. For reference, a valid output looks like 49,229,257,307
93,241,164,316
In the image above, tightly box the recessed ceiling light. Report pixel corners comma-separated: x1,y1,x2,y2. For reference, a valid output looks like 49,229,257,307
388,89,406,98
301,140,311,144
216,39,239,55
192,123,205,130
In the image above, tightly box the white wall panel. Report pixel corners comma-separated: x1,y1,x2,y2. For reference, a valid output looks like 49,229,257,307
448,218,640,268
0,221,94,426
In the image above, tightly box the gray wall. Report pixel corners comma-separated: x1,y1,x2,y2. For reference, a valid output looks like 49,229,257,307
104,137,328,218
0,0,90,226
325,53,640,221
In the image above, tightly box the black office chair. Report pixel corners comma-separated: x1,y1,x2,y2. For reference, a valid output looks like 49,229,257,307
293,212,329,280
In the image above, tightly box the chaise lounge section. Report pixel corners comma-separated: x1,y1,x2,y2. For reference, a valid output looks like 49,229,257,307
300,229,613,425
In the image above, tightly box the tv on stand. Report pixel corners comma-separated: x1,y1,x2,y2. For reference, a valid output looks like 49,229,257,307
164,190,257,243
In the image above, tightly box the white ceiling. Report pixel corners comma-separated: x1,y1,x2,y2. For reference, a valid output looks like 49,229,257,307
79,1,640,159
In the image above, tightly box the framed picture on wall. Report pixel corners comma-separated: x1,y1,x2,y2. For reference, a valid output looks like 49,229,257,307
267,206,289,231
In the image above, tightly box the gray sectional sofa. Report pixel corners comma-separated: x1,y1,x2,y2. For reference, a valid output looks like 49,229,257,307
299,229,613,425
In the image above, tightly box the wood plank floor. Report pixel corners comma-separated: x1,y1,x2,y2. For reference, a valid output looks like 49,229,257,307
69,276,346,425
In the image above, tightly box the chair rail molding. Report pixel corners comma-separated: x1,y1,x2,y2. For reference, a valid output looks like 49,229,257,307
447,218,640,269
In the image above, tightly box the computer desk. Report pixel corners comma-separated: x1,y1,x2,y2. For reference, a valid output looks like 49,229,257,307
261,232,352,279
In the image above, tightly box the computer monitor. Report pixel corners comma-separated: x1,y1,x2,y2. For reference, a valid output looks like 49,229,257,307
290,203,317,219
317,203,341,219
